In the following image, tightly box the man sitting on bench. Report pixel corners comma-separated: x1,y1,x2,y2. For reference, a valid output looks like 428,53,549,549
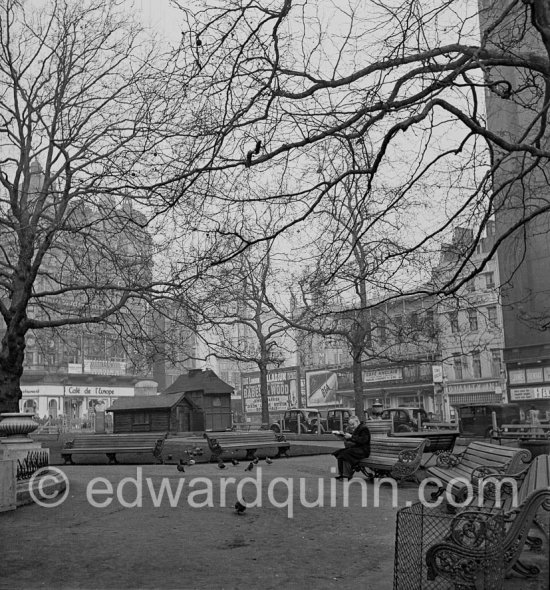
332,415,371,481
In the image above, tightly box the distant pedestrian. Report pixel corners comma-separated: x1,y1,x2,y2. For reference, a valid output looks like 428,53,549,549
528,405,540,426
528,405,543,435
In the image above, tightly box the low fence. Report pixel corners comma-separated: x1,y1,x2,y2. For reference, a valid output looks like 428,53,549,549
34,414,113,434
16,450,49,481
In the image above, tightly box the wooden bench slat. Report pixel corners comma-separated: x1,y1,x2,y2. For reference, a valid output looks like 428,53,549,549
61,433,167,465
204,431,290,460
356,436,427,483
426,441,532,502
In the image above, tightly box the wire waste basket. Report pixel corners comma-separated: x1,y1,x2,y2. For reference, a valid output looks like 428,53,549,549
394,502,505,590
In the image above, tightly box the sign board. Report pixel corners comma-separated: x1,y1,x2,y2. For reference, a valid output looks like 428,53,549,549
362,367,402,382
432,365,443,383
64,386,134,397
526,367,544,383
509,369,526,385
306,370,339,407
21,385,62,397
83,360,126,375
241,367,300,414
510,387,550,401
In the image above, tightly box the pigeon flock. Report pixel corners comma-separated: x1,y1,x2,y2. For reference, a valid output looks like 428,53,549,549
175,448,276,474
174,448,277,515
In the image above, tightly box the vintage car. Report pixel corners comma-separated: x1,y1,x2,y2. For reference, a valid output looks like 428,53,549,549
325,407,355,432
378,407,430,432
270,408,326,434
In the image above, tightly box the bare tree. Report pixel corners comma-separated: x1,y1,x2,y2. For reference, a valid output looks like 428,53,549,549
196,244,294,425
283,153,438,419
0,0,200,412
172,0,550,307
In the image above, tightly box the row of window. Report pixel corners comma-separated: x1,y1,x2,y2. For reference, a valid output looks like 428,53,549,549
452,350,502,380
464,271,495,292
449,306,499,333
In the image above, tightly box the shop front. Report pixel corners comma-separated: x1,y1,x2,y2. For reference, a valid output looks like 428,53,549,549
446,379,505,421
20,382,136,420
507,366,550,423
304,363,436,413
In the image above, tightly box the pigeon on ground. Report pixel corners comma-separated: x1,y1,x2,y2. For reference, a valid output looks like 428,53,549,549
188,459,196,465
218,461,226,469
252,457,260,464
265,457,273,464
234,501,246,515
245,462,254,472
177,459,186,473
231,458,240,466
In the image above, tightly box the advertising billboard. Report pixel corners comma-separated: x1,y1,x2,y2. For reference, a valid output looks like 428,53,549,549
241,367,300,414
306,370,339,406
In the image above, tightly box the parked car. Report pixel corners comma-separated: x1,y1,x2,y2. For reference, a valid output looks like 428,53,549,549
378,407,429,432
270,408,326,434
454,403,521,438
325,408,354,432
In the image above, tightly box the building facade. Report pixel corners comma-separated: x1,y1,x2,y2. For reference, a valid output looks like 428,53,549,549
479,0,550,420
3,163,157,420
433,225,506,417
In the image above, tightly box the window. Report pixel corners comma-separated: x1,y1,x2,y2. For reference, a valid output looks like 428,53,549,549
491,350,502,378
424,310,436,337
394,315,403,342
468,309,478,331
378,318,387,344
449,311,459,334
472,352,482,378
487,306,499,327
133,412,150,425
485,272,495,289
453,353,463,380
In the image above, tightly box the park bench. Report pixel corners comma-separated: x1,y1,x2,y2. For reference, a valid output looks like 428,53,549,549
61,433,167,465
425,454,550,586
203,431,290,462
364,419,392,436
389,429,460,467
426,440,532,503
355,436,428,483
491,423,550,444
421,421,460,431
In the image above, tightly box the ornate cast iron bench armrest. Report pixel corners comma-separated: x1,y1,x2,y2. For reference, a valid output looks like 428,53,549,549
435,450,463,468
386,440,427,483
470,464,509,486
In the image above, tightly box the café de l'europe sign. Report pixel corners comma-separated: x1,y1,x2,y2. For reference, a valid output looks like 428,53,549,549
64,386,134,397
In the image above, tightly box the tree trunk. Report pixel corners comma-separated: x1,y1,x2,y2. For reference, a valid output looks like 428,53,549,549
259,364,270,426
351,346,365,421
0,324,27,413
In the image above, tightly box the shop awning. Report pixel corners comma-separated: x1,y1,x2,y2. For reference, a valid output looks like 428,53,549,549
448,393,502,406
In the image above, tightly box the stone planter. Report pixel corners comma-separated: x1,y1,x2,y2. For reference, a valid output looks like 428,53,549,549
0,413,46,467
0,413,39,440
